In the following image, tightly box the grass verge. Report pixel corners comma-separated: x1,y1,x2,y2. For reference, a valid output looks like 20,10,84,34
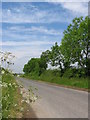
0,75,2,119
1,73,34,118
22,70,89,91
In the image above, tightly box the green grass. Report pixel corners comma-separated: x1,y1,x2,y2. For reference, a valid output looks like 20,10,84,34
0,75,2,119
1,73,27,118
22,70,89,90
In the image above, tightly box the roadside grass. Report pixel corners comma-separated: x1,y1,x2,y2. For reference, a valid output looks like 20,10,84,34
22,70,89,90
2,73,29,118
0,75,2,119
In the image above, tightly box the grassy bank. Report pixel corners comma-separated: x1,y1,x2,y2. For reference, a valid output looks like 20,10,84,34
22,70,89,90
0,75,2,119
1,73,30,118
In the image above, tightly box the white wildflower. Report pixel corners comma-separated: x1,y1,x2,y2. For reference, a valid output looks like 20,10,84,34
13,83,16,85
20,107,24,112
9,83,12,86
15,85,17,88
14,104,17,107
21,100,25,103
26,100,30,104
1,70,5,74
7,94,9,97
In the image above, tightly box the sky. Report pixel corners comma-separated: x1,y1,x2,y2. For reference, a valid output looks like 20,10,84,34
0,1,88,73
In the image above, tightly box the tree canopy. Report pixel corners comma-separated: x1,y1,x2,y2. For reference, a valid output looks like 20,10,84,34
60,16,89,76
23,16,90,77
23,58,47,76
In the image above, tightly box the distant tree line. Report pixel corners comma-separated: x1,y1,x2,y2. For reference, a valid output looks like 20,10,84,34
23,16,90,78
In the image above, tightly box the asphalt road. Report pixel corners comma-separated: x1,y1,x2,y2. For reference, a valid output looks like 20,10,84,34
16,77,88,118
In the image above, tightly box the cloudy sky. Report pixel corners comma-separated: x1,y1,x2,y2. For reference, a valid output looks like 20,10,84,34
0,1,88,73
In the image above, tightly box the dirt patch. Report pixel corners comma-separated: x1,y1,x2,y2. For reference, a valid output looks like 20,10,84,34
22,103,37,118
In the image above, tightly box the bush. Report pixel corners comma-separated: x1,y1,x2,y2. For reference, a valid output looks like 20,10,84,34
63,68,74,78
63,68,86,78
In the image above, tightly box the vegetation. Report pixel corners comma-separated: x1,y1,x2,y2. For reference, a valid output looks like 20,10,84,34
1,73,37,118
0,52,36,118
0,52,16,118
23,58,47,76
23,16,90,90
0,75,2,119
0,51,15,72
22,70,89,90
1,73,21,118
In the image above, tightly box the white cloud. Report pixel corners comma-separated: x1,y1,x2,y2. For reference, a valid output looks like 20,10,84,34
3,29,61,44
2,2,88,24
2,25,62,46
1,2,73,23
2,8,70,23
61,2,88,16
8,26,62,36
0,40,55,46
49,2,88,16
30,26,62,35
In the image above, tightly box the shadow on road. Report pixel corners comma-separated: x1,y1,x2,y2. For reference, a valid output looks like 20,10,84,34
22,104,38,119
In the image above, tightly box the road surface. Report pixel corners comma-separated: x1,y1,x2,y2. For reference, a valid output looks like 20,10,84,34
16,77,88,118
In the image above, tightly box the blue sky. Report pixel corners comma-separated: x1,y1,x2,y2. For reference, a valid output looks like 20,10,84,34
0,1,88,73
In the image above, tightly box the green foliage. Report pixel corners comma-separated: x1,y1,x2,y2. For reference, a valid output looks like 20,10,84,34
2,73,28,118
23,16,90,78
2,74,19,118
0,75,2,119
23,70,89,89
60,16,90,76
23,58,47,76
62,68,85,78
41,50,51,63
50,42,63,70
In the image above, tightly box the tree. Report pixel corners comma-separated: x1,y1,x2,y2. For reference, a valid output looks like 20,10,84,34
49,42,63,72
23,64,30,74
23,16,89,77
60,16,90,76
48,42,70,76
23,58,47,75
41,50,51,63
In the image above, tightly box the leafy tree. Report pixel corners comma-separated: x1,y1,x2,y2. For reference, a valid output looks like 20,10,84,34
23,16,90,77
60,16,90,76
38,57,47,75
23,58,47,75
49,42,63,74
23,58,39,74
41,50,51,63
47,42,70,76
23,64,30,74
